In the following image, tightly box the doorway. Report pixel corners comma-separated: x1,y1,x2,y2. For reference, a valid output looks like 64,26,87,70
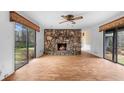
28,28,36,60
117,29,124,65
104,28,124,65
15,23,36,70
104,31,114,61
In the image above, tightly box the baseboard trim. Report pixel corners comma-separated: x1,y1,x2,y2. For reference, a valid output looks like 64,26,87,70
2,72,15,81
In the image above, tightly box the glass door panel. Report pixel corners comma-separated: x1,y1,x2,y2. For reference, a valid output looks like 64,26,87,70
28,28,36,60
117,30,124,64
15,23,28,69
104,32,113,61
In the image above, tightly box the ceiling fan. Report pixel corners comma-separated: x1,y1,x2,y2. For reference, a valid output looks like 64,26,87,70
59,14,83,24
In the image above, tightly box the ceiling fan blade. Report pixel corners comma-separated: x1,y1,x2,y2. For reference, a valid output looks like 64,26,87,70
61,15,67,19
73,16,83,20
59,20,69,24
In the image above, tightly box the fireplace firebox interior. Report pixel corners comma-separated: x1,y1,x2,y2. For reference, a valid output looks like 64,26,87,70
58,43,67,51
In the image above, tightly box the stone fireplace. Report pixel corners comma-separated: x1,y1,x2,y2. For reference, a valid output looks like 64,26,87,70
44,29,81,55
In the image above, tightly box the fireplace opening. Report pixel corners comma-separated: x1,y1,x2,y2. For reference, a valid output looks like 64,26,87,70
57,43,67,51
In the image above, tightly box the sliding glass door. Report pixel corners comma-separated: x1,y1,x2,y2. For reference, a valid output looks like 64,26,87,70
28,28,36,60
15,24,28,69
15,23,36,70
104,32,114,61
104,28,124,65
117,29,124,65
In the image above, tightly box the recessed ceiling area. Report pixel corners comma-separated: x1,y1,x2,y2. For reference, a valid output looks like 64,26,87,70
18,11,121,29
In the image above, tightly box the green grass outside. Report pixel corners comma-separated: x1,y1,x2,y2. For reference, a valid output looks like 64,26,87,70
105,53,124,64
118,55,124,64
15,47,34,63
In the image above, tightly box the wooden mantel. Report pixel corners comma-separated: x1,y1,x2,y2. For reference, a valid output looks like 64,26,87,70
99,16,124,32
10,11,40,32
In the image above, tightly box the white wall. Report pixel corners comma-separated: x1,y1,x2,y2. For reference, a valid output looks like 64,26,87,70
36,27,44,57
81,29,91,52
81,27,103,57
0,11,44,80
89,26,103,57
0,12,15,80
81,12,124,58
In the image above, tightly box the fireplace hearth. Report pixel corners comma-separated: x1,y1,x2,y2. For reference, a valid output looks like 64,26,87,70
57,43,67,51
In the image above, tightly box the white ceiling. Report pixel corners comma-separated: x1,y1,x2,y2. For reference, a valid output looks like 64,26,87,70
18,11,121,29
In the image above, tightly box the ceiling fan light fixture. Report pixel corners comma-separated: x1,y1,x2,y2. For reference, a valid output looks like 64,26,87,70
59,14,83,24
